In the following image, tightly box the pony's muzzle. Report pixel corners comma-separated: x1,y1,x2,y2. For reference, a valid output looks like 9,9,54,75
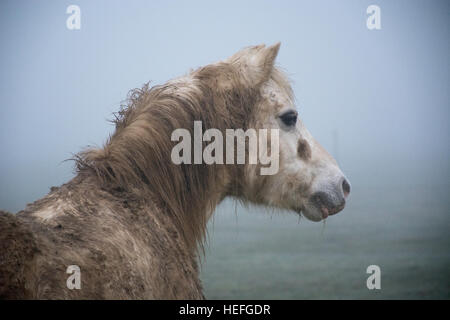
310,177,351,218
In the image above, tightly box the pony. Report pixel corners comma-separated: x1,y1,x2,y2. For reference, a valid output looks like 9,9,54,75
0,43,350,299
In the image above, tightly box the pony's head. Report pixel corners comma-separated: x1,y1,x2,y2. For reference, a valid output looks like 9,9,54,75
223,43,351,221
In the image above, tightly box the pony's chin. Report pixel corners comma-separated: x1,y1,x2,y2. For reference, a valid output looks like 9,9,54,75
298,205,326,222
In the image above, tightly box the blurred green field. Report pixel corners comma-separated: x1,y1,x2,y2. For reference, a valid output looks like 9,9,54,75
200,184,450,299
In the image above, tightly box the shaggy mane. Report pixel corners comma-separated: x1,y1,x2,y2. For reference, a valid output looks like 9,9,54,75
75,64,259,250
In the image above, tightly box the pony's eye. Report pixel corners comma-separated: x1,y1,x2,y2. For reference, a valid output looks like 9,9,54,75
279,110,298,127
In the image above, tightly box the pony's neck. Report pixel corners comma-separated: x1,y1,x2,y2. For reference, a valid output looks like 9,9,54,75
76,65,255,251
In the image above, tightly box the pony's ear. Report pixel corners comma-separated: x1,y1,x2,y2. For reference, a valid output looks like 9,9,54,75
228,42,281,87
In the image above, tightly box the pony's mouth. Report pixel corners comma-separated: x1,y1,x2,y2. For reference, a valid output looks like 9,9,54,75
318,203,345,219
298,199,346,222
301,186,349,221
301,206,324,222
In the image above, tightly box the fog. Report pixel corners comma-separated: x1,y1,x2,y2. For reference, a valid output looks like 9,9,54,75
0,0,448,298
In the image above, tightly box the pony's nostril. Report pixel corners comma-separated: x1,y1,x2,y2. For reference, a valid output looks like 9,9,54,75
342,179,351,197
